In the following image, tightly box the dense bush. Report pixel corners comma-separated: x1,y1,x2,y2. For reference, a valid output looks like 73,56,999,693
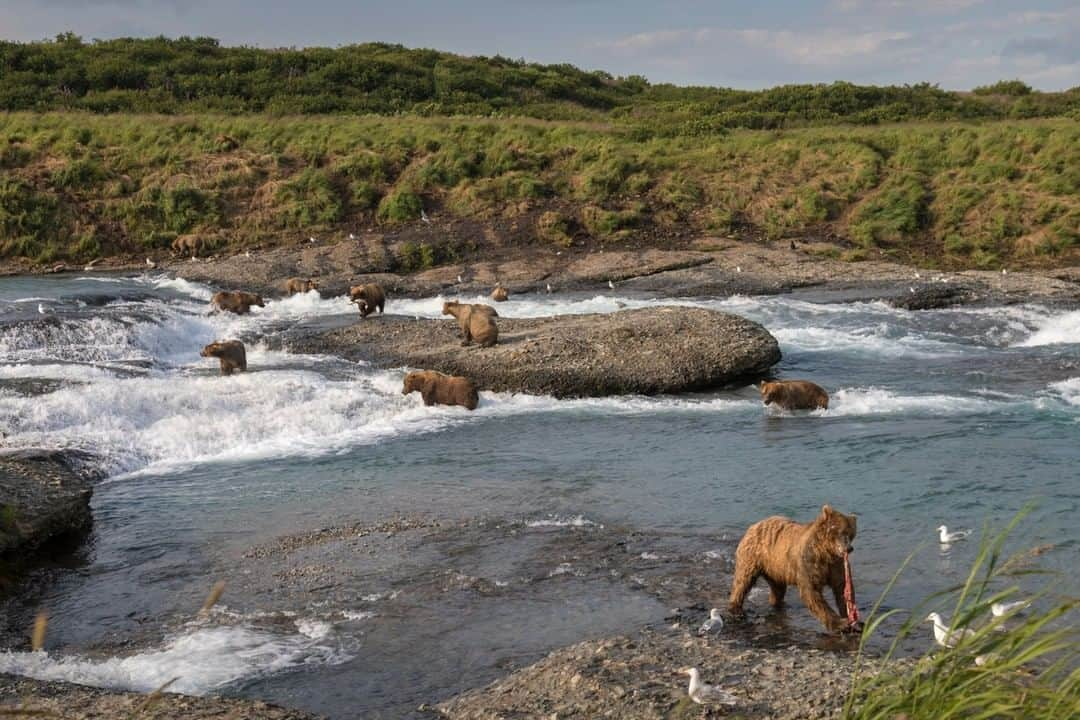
1,36,1076,129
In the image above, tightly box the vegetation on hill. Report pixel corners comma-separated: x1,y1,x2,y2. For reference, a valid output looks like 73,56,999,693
2,35,1078,129
0,112,1075,269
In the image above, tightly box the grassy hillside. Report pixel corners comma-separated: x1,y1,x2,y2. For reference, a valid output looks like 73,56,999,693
2,36,1078,128
1,112,1076,270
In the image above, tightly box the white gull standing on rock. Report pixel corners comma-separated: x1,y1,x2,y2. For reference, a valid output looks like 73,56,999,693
937,525,971,543
681,668,737,706
698,609,724,635
925,612,975,648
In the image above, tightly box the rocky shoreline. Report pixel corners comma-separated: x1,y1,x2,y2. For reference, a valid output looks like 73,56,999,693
285,307,782,398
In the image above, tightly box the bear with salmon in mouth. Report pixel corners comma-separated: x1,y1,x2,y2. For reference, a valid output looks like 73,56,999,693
729,504,861,634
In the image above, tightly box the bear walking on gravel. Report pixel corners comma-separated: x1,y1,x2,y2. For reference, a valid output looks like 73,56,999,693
442,301,498,348
285,277,319,296
760,380,829,411
729,504,861,634
200,340,247,376
350,283,386,319
402,370,479,410
211,291,264,315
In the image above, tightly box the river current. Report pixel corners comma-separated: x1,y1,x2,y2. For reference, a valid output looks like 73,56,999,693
0,273,1077,717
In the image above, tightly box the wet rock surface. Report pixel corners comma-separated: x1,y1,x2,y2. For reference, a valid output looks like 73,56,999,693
0,451,93,560
0,673,321,719
285,307,781,398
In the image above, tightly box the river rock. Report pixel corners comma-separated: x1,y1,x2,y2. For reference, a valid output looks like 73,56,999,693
0,674,322,719
0,451,93,559
289,307,781,398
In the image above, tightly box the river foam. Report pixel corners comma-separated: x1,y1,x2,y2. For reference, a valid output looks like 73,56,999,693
0,620,351,696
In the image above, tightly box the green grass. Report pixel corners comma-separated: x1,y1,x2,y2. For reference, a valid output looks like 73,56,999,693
0,112,1076,268
844,509,1079,720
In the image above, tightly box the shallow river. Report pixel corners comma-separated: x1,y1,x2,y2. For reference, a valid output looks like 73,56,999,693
0,273,1077,717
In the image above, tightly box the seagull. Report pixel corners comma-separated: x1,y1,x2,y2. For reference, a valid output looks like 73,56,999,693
309,236,317,243
244,250,251,258
681,668,736,706
145,257,156,269
37,303,51,315
925,612,975,648
736,266,742,273
457,274,463,284
910,287,916,294
914,271,921,279
1001,268,1008,275
546,283,553,294
698,608,724,635
608,280,615,290
938,525,972,543
421,208,431,224
991,599,1031,617
349,233,357,241
975,652,1001,666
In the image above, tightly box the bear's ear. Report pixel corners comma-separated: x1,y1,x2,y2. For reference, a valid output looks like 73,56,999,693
821,504,834,517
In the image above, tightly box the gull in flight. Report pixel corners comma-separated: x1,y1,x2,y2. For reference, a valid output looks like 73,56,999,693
681,668,736,706
938,525,971,543
698,609,724,635
925,612,975,648
991,599,1031,617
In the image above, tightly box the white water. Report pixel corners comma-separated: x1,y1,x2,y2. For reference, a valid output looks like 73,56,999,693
2,273,1078,700
0,620,351,696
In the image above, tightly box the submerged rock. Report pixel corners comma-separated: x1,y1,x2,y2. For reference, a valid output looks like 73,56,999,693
289,307,781,398
0,451,93,560
0,674,321,719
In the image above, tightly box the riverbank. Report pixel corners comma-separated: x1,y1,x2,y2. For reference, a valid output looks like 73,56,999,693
66,237,1080,309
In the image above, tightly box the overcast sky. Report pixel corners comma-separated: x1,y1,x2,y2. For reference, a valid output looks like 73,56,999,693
1,0,1077,90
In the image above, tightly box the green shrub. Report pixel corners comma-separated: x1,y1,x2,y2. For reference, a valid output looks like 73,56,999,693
377,187,423,224
537,210,573,246
0,179,59,254
51,158,107,189
162,186,218,233
274,169,342,227
581,203,642,237
849,174,930,246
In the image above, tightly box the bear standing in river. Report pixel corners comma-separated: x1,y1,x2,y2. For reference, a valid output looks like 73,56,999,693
402,370,479,410
729,504,861,634
760,380,829,410
285,277,319,295
200,340,247,376
211,291,264,315
442,301,498,347
491,285,509,302
350,283,386,319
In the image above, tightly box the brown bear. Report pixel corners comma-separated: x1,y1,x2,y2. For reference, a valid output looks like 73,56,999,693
728,505,861,634
349,283,386,319
211,291,265,315
171,234,203,257
491,285,509,302
285,277,319,295
402,370,479,410
442,301,498,348
200,340,247,376
760,380,829,411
